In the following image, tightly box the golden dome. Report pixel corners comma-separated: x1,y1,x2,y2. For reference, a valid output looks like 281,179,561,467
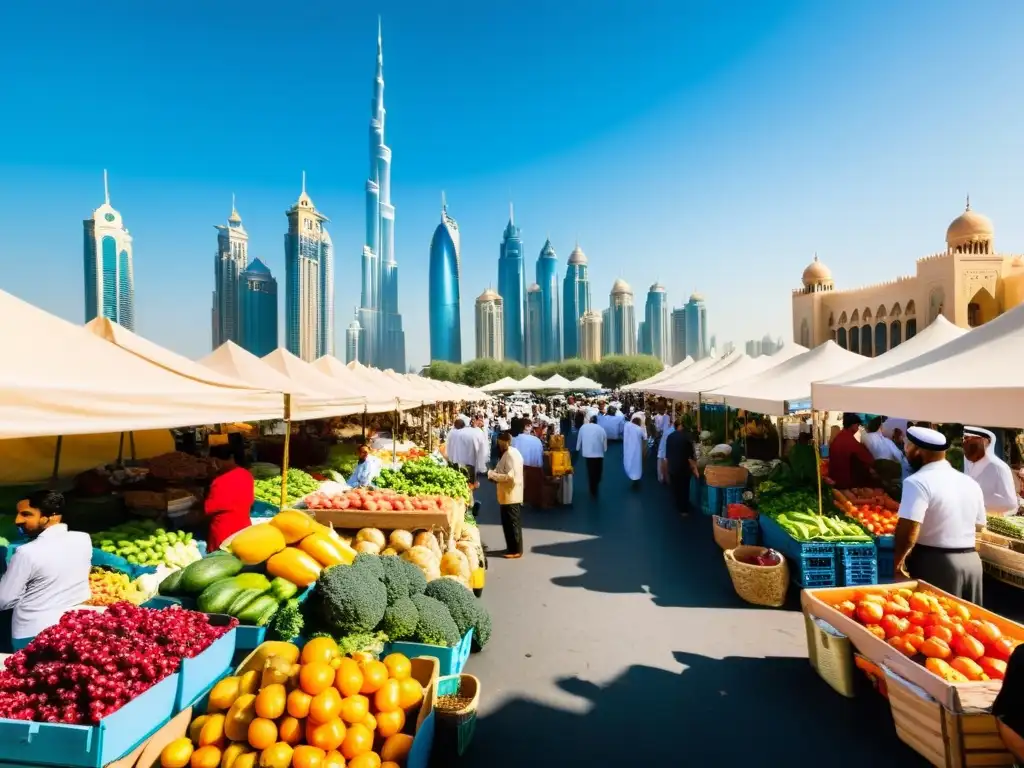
477,288,501,302
611,278,632,295
527,282,541,293
568,244,587,265
801,255,832,286
946,200,993,249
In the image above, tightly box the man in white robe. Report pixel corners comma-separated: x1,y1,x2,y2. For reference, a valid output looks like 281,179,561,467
964,426,1020,516
623,416,646,488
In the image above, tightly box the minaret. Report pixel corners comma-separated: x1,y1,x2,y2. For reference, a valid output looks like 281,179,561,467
83,169,135,331
212,195,249,349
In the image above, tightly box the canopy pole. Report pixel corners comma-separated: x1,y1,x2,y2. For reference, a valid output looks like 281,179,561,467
696,397,702,433
813,409,824,515
393,403,399,468
777,417,783,457
116,432,125,467
361,407,367,440
129,432,137,461
51,436,64,481
280,394,292,510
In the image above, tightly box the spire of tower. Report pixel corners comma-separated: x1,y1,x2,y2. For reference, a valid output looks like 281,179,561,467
103,169,110,205
232,192,237,214
441,190,447,214
301,171,307,196
966,193,971,211
376,16,383,74
509,201,514,225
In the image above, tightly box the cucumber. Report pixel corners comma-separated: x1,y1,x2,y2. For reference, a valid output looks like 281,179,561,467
231,573,272,592
269,577,299,602
197,578,243,614
226,588,262,616
179,553,244,594
157,568,185,596
236,594,280,626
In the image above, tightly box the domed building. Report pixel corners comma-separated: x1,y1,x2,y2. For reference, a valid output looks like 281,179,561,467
792,199,1024,355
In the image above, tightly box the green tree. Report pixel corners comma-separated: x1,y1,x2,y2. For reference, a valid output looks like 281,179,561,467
460,358,527,387
591,355,664,389
423,360,463,382
554,358,591,381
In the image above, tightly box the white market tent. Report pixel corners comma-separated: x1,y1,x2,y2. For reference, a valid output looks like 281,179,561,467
513,374,547,391
653,345,809,401
640,352,737,395
624,356,694,391
707,341,864,416
481,376,521,392
263,349,378,416
809,303,1024,426
0,292,284,439
568,376,603,390
314,356,424,410
537,374,573,390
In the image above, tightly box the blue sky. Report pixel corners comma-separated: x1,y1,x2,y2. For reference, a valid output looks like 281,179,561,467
2,1,1023,367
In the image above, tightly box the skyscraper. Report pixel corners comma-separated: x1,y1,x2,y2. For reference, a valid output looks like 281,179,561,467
536,239,561,362
607,279,636,355
212,196,248,349
579,309,602,362
83,170,135,331
643,282,669,363
429,194,462,363
345,311,361,363
683,293,709,360
561,242,590,359
284,172,333,362
475,289,504,360
238,258,278,357
358,19,406,371
497,204,525,364
525,283,543,366
671,307,687,363
601,308,610,357
637,320,648,355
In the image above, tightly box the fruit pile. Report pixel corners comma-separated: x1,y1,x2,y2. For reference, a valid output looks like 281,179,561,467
371,447,427,466
0,603,235,724
255,469,321,507
375,458,470,503
305,488,456,514
86,568,144,606
830,586,1019,682
160,640,423,768
831,488,899,536
90,520,203,568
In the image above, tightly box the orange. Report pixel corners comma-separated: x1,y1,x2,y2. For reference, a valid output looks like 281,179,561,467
380,734,413,764
361,712,377,732
323,750,346,768
159,737,193,768
397,678,423,709
375,709,405,739
247,718,278,751
335,658,364,698
340,723,374,760
255,684,287,720
277,716,303,746
348,754,381,768
198,713,227,748
382,654,411,681
339,694,370,724
309,687,343,724
258,742,293,768
359,661,389,695
306,718,346,752
188,745,221,768
373,679,401,713
382,763,400,768
301,637,340,666
301,663,337,696
287,689,312,719
291,745,327,768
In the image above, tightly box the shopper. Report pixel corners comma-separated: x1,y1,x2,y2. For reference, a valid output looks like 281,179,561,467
623,415,646,489
576,415,608,498
657,417,675,484
348,442,383,488
446,418,488,515
204,443,255,550
666,419,699,517
827,413,877,490
487,432,525,558
963,426,1020,516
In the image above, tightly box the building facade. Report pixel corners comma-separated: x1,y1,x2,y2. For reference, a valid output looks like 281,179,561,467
525,283,543,366
670,307,687,363
792,201,1024,355
475,288,504,360
83,170,135,331
497,204,525,364
641,282,669,362
284,173,333,361
212,197,248,349
677,293,708,361
606,279,636,355
358,20,406,370
579,309,602,362
238,258,278,357
345,312,361,364
561,243,590,359
536,239,561,363
428,194,462,363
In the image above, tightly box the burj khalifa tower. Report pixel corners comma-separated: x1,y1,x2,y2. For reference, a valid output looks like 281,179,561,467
357,19,406,371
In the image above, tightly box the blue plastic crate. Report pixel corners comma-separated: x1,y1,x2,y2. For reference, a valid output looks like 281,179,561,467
699,484,712,515
91,548,158,580
176,623,237,709
758,516,835,562
837,542,878,587
878,549,895,581
723,486,746,507
250,500,279,518
705,486,723,516
795,567,837,589
385,628,474,677
0,672,178,767
689,478,702,510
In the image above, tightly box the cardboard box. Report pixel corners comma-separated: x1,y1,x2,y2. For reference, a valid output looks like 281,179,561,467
801,580,1024,713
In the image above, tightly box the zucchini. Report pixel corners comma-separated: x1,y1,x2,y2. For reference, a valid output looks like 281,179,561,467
231,573,272,592
269,577,298,602
179,553,244,594
236,594,280,626
197,578,244,614
157,568,185,596
226,588,263,616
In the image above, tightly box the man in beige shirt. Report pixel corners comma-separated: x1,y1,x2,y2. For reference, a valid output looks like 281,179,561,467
487,431,525,559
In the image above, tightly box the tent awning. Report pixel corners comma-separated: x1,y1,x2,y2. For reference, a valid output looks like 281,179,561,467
314,357,423,411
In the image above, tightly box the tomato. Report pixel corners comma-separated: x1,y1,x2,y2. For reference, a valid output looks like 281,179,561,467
856,601,885,625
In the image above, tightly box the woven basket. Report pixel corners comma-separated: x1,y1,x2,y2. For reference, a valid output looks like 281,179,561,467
712,514,754,550
705,465,749,488
724,546,789,607
434,673,481,758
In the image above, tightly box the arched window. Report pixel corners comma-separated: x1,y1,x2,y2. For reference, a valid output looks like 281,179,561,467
849,326,860,354
836,327,847,349
799,318,810,347
838,311,848,326
906,318,917,339
861,324,873,356
890,320,902,348
875,322,887,355
851,309,860,324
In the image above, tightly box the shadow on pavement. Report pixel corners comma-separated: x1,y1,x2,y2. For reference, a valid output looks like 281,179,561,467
460,650,926,767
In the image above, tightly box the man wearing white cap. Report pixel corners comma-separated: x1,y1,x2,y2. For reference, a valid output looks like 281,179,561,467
895,426,986,604
963,426,1020,516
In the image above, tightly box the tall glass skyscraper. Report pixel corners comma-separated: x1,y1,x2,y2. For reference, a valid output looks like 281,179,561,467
525,283,543,366
83,170,135,331
561,242,590,359
345,311,361,363
683,293,709,360
607,279,636,355
536,239,561,362
643,282,670,363
238,258,278,357
284,173,333,362
358,19,406,371
497,204,525,364
637,320,648,355
429,194,462,363
475,288,504,360
671,307,687,363
212,196,248,349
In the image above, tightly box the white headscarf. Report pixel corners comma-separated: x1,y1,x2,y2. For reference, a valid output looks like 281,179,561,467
964,425,996,475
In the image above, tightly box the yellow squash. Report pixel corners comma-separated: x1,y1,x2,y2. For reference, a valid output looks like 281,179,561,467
268,510,315,544
229,524,287,565
297,532,355,567
266,547,322,587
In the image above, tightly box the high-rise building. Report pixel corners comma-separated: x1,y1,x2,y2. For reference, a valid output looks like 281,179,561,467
637,321,648,354
284,173,333,362
358,19,406,370
601,308,610,357
641,282,669,362
536,239,561,362
525,283,543,366
579,309,602,362
607,279,636,355
345,311,361,364
497,203,525,364
212,196,248,349
238,258,278,357
670,308,687,363
561,242,590,360
721,341,736,355
429,194,462,363
709,334,718,355
83,170,135,331
475,288,504,360
681,293,709,361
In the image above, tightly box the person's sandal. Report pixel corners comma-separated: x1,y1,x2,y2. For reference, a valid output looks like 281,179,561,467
501,552,523,559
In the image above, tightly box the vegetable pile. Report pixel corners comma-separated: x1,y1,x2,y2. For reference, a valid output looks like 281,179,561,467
831,488,899,537
828,586,1020,682
758,489,870,542
254,469,320,506
160,640,424,768
986,515,1024,541
0,603,235,724
375,458,470,503
305,487,455,513
90,520,203,568
86,568,144,606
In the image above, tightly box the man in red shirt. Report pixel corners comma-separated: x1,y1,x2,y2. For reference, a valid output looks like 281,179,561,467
828,413,878,490
204,444,254,551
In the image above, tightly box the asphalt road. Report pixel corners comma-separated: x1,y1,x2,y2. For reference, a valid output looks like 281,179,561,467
460,442,938,766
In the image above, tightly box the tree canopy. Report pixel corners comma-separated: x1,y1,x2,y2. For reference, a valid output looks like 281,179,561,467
421,355,665,389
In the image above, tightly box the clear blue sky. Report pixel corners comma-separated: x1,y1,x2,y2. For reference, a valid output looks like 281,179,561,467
2,1,1023,367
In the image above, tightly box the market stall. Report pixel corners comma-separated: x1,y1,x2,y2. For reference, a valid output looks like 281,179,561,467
314,355,426,411
567,375,603,390
481,376,521,393
622,356,693,391
537,374,572,391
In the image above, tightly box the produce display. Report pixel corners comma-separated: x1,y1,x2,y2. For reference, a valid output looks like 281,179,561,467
160,641,424,768
0,603,235,724
375,458,470,503
372,446,428,465
305,487,456,514
254,469,320,506
831,488,899,537
826,586,1020,682
758,489,871,542
145,452,216,482
86,567,144,606
986,514,1024,541
90,520,203,568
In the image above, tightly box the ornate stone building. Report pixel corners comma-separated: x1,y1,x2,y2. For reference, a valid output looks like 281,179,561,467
792,200,1024,355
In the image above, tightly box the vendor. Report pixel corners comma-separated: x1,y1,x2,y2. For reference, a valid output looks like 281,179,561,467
963,426,1020,516
348,443,383,488
827,413,877,490
0,491,91,646
894,427,986,603
204,444,254,551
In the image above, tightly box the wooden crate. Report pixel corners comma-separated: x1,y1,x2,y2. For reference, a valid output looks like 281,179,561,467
886,669,1013,768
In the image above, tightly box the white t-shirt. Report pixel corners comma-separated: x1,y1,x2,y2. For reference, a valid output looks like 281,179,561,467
967,454,1020,516
576,422,608,459
898,460,986,549
511,433,544,468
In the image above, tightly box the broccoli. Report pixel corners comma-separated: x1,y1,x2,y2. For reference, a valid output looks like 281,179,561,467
380,555,410,604
397,557,428,596
380,595,419,640
470,607,492,652
352,552,385,581
336,630,387,656
409,593,461,647
424,578,481,637
317,562,387,634
269,597,304,641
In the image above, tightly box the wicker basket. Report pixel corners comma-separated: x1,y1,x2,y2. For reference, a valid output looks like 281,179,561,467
724,546,789,607
712,514,755,550
434,673,481,758
705,465,749,488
